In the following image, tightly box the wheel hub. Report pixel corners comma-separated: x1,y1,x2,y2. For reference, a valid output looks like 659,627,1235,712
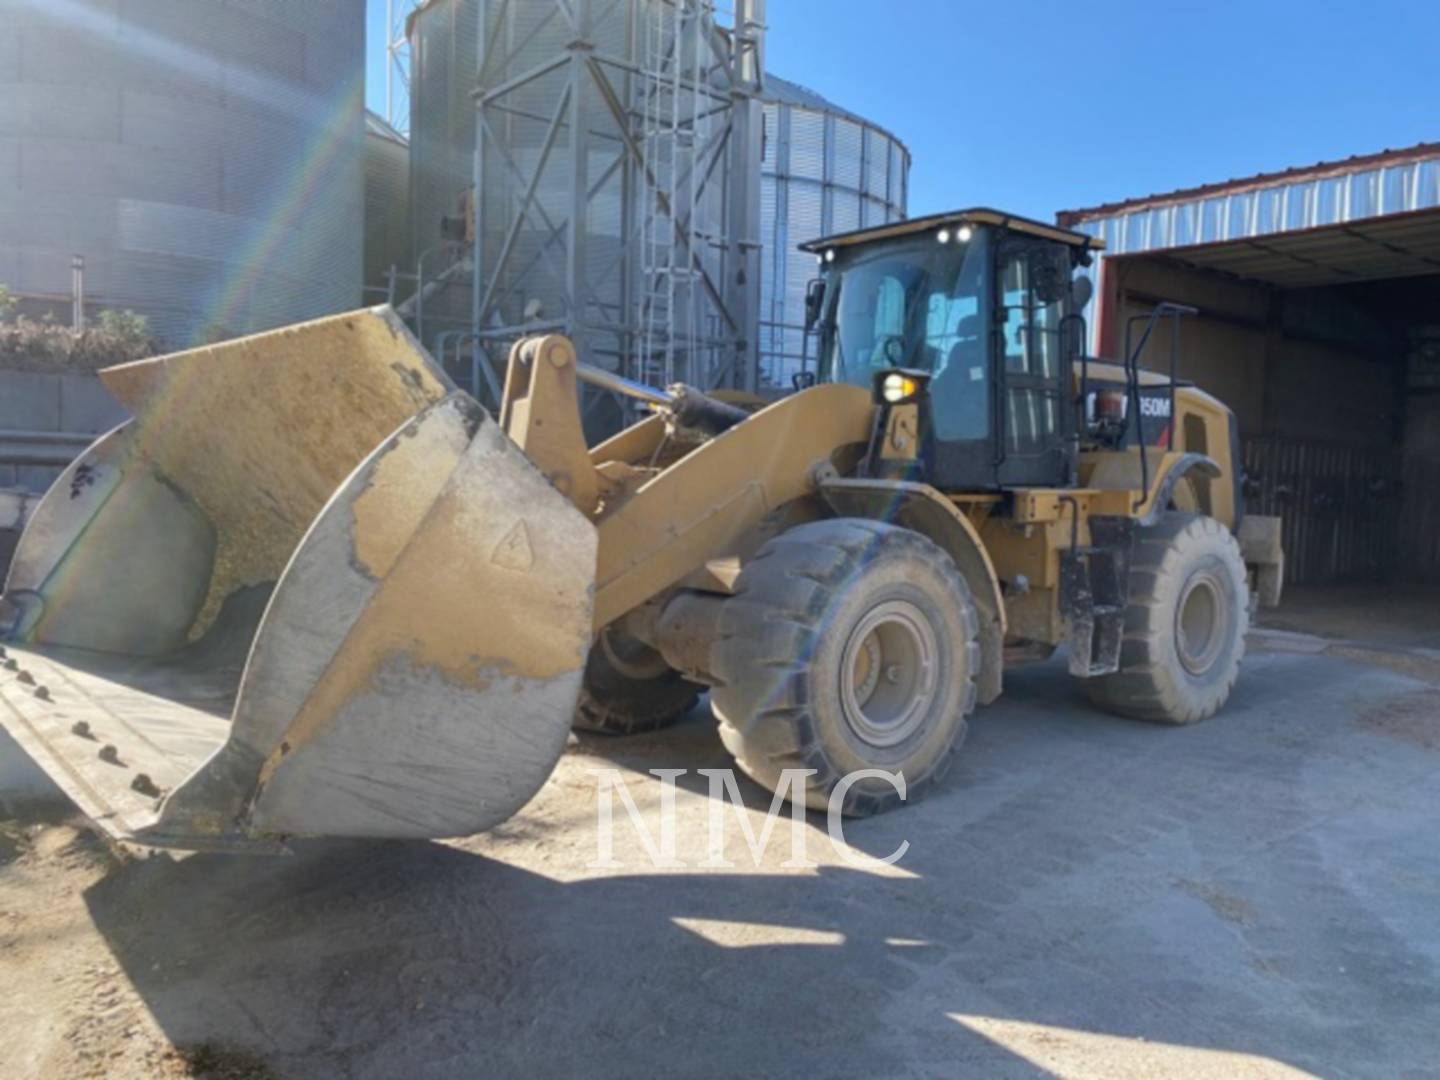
1175,567,1228,676
839,599,939,748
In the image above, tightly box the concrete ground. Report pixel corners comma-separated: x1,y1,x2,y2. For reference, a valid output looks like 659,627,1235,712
2,589,1439,1079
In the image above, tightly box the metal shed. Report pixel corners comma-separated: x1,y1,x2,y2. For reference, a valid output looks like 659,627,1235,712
1060,144,1440,585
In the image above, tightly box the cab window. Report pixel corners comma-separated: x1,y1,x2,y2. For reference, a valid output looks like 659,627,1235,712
997,242,1068,455
824,230,991,441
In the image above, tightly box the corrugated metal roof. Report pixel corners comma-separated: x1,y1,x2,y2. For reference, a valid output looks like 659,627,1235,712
1059,140,1440,284
1058,142,1440,225
1124,207,1440,289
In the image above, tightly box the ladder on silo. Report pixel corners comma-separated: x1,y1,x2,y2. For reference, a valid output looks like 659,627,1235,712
635,0,709,391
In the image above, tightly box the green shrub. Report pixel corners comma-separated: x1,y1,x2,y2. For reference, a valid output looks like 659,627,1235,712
96,308,151,349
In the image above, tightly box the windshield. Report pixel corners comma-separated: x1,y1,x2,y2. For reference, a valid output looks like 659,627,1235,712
822,230,991,440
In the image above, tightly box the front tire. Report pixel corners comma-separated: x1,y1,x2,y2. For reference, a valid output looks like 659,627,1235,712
710,519,979,816
1087,513,1248,724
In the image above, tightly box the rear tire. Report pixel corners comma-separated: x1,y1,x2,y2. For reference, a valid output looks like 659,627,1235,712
710,519,979,816
573,628,701,735
1087,513,1248,725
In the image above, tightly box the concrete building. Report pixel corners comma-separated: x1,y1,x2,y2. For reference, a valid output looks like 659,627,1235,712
1061,144,1440,584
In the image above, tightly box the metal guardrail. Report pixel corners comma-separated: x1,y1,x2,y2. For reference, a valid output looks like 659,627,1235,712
0,429,95,468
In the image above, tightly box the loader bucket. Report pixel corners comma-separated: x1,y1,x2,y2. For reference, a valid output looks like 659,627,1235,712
0,308,596,851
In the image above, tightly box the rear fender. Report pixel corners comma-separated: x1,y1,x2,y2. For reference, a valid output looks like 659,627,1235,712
1140,453,1222,526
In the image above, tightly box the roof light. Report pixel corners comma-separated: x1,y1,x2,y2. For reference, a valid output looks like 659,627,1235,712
937,228,951,244
957,225,973,242
824,248,836,263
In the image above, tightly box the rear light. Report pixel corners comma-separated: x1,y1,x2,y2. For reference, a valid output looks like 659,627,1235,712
1089,389,1128,424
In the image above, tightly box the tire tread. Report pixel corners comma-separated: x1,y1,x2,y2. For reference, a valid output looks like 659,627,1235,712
711,518,978,815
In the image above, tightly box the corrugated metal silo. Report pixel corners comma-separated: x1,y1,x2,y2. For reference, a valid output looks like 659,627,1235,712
758,76,910,387
406,0,479,296
0,0,365,348
364,110,411,301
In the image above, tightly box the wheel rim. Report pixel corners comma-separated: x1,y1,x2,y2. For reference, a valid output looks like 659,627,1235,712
1175,567,1228,676
839,599,938,748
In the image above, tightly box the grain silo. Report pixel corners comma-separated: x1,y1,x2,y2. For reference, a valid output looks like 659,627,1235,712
758,76,910,388
364,110,411,302
0,0,365,348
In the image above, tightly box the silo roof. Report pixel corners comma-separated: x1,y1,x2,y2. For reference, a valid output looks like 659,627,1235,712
765,74,910,161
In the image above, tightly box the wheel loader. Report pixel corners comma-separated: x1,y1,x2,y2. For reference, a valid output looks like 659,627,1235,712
0,208,1284,851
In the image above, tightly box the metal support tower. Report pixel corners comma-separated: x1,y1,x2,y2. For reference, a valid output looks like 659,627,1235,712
465,0,765,414
385,0,422,136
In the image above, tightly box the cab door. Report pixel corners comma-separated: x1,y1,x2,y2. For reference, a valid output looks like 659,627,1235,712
993,239,1075,488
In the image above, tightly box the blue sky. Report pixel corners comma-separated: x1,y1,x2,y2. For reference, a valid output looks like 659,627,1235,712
365,0,1439,221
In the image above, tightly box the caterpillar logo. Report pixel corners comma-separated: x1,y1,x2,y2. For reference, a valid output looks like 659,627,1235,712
1139,395,1172,419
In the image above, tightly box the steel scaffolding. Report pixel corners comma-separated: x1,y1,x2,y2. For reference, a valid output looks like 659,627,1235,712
385,0,423,136
459,0,764,416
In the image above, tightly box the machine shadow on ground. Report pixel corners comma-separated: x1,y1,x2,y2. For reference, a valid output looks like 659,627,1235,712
72,642,1440,1078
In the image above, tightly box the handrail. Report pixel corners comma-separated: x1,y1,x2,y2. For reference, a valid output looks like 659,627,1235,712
1122,302,1197,511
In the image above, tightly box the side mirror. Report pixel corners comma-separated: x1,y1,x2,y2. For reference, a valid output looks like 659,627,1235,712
1070,275,1094,312
804,278,826,333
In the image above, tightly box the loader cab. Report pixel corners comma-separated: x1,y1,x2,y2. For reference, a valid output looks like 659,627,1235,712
804,209,1100,492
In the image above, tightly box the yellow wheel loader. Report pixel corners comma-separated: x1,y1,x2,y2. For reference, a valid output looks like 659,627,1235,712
0,209,1283,850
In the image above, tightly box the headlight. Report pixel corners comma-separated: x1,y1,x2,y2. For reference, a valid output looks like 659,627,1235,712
878,371,927,404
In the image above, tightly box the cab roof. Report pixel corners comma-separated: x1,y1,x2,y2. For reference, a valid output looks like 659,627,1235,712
798,208,1104,254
